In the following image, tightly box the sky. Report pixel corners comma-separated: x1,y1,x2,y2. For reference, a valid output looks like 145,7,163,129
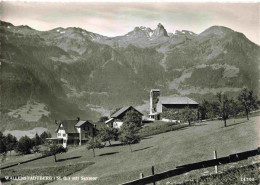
1,2,259,44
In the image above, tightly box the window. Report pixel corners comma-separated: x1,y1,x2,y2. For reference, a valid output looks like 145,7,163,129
85,133,88,137
63,134,66,137
58,133,60,136
63,140,66,143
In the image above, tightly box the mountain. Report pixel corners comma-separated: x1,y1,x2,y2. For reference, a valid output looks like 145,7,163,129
0,21,259,131
78,23,171,48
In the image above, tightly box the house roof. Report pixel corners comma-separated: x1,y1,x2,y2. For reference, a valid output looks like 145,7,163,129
159,97,198,105
75,120,86,127
111,106,143,118
57,120,95,133
58,120,78,133
75,120,92,127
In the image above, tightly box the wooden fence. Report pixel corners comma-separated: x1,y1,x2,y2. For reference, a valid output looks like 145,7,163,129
120,147,260,185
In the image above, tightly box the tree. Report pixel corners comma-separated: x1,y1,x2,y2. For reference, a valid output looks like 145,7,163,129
98,126,117,146
41,142,67,162
33,133,42,146
112,128,119,141
0,131,4,139
49,144,67,162
199,100,219,120
217,92,231,127
16,136,33,154
13,136,18,148
0,139,6,155
181,106,197,126
119,123,141,152
237,88,258,120
207,101,219,120
123,110,142,127
86,136,105,157
0,132,7,162
40,131,51,143
198,100,209,120
229,99,243,124
3,134,17,156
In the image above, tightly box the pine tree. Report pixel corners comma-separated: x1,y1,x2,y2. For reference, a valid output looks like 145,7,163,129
34,133,42,146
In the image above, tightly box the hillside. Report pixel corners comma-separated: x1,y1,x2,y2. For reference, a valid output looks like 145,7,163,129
2,116,259,185
0,21,259,131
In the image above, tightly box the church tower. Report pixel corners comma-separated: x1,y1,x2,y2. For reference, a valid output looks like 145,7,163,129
150,89,160,116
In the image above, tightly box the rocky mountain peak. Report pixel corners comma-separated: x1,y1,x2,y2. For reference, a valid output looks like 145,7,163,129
157,23,163,28
153,23,168,37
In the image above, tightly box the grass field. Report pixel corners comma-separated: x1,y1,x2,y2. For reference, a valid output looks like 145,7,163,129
1,115,259,185
0,151,39,168
177,160,260,185
1,162,94,185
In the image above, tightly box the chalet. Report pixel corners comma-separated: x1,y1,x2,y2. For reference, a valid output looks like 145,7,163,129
55,118,102,148
105,106,143,128
149,89,199,120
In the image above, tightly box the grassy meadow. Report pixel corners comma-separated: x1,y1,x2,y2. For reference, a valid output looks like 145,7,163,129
1,115,259,185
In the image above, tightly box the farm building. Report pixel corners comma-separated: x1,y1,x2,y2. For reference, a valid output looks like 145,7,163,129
53,118,104,148
149,89,199,120
105,106,143,128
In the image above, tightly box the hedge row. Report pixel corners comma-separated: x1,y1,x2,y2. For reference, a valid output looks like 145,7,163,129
139,123,188,138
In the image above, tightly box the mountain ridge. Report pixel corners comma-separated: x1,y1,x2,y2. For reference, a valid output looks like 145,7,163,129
1,20,259,132
2,20,257,45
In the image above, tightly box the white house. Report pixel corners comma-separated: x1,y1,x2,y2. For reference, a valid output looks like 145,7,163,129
55,119,103,148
